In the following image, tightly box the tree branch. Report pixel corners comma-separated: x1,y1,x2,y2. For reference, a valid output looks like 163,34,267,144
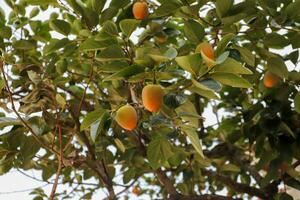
201,169,267,199
69,103,116,200
168,194,242,200
155,169,178,195
50,113,63,200
205,143,262,183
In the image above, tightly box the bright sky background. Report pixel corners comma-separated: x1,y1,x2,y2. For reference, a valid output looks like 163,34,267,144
0,0,299,200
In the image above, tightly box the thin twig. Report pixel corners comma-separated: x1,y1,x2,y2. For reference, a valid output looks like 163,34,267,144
49,114,63,200
115,179,138,197
77,66,94,117
0,184,49,195
16,168,98,186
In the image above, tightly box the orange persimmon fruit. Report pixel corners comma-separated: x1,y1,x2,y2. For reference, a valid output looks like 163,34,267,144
132,186,141,195
115,105,138,131
132,1,149,20
195,42,215,68
142,84,164,112
263,71,279,88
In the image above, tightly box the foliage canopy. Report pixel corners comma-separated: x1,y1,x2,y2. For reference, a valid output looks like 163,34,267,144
0,0,300,199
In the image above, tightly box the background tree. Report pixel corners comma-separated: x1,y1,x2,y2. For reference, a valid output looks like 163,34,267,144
0,0,299,200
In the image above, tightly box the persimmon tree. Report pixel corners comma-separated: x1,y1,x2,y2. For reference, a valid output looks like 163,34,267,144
0,0,300,200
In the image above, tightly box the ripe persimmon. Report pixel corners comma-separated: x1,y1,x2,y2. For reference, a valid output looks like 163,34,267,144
115,105,138,131
195,42,215,68
132,186,141,195
196,42,214,59
263,71,279,88
132,1,149,20
142,84,164,112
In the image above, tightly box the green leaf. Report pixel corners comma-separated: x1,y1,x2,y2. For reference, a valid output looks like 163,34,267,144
20,136,40,161
181,126,204,158
285,178,300,191
13,40,36,50
288,50,299,65
29,7,39,18
175,54,202,75
90,111,109,142
123,168,135,184
103,65,144,81
184,19,205,44
66,0,98,29
190,87,213,100
109,0,130,8
176,100,199,128
100,7,119,24
25,0,58,5
267,57,289,79
199,79,222,92
190,79,220,99
128,71,178,83
99,61,129,73
216,51,230,64
278,193,293,200
90,0,106,14
216,0,233,18
80,37,117,51
216,33,235,57
148,48,177,63
284,0,300,20
264,33,289,49
210,72,252,88
102,20,119,36
114,138,126,153
49,19,71,36
0,79,5,91
55,94,66,109
0,117,23,128
147,138,174,169
153,0,183,17
234,46,255,66
214,58,253,74
220,163,240,172
148,54,169,63
80,108,105,131
164,47,178,59
0,7,5,23
119,19,140,37
56,59,67,74
294,92,300,114
82,7,99,29
289,71,300,82
279,122,295,138
96,45,127,61
221,13,247,25
163,93,187,109
0,26,12,39
43,38,69,55
289,32,300,49
27,70,41,85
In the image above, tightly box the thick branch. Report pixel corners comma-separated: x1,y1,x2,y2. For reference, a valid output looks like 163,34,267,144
202,169,267,199
168,194,241,200
70,104,116,200
155,169,178,195
205,143,262,182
